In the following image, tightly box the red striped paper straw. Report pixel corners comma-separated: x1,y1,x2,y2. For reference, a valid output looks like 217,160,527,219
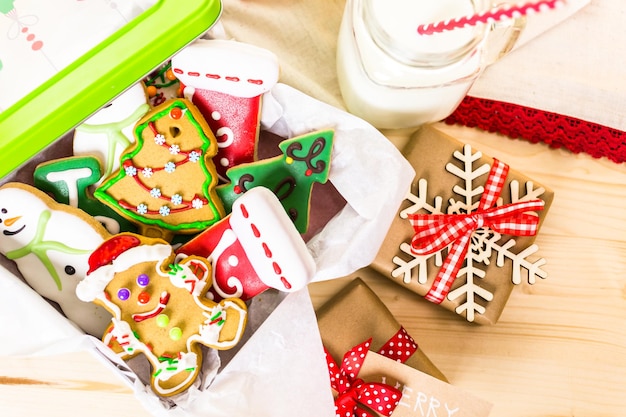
417,0,565,35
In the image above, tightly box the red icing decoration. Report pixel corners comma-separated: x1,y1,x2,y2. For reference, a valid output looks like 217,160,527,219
137,291,151,305
88,234,141,274
240,203,249,218
133,292,170,322
446,96,626,164
170,107,183,119
280,277,291,290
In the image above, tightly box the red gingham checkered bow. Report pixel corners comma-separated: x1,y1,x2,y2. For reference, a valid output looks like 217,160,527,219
408,158,545,304
325,339,402,417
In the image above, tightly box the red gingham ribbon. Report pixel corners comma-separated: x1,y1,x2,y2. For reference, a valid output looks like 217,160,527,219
408,159,545,304
377,327,418,363
325,339,402,417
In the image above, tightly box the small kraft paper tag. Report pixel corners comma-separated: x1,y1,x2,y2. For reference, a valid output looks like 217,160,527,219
360,352,492,417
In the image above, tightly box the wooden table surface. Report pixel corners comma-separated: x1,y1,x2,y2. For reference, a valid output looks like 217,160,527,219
2,1,626,416
1,122,625,417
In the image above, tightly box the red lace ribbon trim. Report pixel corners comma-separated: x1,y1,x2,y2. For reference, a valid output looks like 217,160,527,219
445,96,626,164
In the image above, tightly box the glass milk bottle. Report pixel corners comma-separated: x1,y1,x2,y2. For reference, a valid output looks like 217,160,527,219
336,0,523,129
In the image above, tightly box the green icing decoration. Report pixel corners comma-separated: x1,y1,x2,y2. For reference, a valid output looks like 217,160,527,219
0,1,15,14
5,210,92,291
216,129,334,233
33,156,137,234
75,103,149,179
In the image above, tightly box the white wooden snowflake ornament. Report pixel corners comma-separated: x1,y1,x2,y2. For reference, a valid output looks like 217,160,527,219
392,144,548,323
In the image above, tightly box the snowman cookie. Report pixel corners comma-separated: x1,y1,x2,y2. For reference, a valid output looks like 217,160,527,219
172,39,279,181
74,83,150,182
176,186,316,301
0,183,111,336
76,233,248,397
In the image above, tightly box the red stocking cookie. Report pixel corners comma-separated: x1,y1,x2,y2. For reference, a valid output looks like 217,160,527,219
172,39,279,180
176,187,316,301
76,233,248,396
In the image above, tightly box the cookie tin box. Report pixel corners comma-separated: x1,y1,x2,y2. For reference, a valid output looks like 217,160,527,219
0,0,222,180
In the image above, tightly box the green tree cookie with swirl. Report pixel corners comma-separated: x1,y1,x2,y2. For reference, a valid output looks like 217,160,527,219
216,130,334,234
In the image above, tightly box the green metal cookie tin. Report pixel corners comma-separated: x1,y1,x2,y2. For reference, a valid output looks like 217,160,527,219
0,0,222,180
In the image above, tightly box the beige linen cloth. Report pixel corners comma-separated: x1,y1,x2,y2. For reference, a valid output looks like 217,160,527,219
219,0,596,129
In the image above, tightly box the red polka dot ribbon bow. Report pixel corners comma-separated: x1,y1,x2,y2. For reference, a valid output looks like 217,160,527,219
408,159,545,304
325,339,402,417
377,327,418,363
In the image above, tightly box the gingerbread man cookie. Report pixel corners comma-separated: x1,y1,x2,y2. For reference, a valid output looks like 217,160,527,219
76,233,248,397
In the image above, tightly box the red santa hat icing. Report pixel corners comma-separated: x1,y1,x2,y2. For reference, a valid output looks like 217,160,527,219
77,234,172,302
176,187,316,300
171,39,279,98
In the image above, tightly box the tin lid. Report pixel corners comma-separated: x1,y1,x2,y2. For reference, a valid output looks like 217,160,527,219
0,0,222,180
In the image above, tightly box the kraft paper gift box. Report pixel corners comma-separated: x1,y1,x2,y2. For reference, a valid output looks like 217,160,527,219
316,277,447,382
372,125,554,325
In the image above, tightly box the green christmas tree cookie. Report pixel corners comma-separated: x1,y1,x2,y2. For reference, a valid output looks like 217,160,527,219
216,129,334,233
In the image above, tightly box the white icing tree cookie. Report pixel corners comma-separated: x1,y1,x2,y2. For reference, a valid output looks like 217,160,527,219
73,83,150,182
0,183,111,336
171,38,279,181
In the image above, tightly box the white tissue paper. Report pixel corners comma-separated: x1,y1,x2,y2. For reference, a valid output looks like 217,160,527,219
0,80,414,416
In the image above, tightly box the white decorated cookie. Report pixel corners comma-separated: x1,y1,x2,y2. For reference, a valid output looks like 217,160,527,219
0,183,111,336
73,83,150,181
176,186,316,301
171,39,280,180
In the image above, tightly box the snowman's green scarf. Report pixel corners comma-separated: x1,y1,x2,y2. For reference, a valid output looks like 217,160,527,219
75,103,149,179
5,210,92,291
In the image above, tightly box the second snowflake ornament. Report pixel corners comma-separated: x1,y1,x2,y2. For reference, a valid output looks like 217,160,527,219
372,126,554,324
